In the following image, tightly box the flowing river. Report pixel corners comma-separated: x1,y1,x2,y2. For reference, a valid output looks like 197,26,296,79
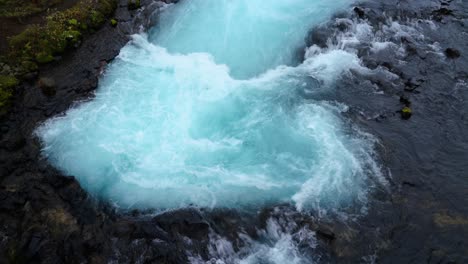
37,0,387,262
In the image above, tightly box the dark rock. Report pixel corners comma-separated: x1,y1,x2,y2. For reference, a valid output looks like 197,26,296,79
402,181,417,187
1,133,26,151
128,0,141,10
404,77,425,91
153,208,210,239
316,226,336,242
444,48,461,59
307,27,332,48
0,1,184,263
335,18,353,31
98,60,108,75
353,7,365,18
431,7,454,22
37,77,56,96
22,72,38,83
81,76,98,92
399,95,411,106
432,7,453,17
400,107,412,120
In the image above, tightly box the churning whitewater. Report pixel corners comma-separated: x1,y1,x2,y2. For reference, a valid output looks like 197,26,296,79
37,0,382,211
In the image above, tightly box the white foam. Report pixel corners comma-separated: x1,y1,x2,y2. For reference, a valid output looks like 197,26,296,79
188,216,318,264
37,1,385,213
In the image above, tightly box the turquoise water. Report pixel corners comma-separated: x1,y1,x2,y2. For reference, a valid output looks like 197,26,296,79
37,0,381,211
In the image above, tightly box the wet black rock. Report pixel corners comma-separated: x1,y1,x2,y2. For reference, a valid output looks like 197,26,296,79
432,7,453,20
38,77,56,96
22,72,38,83
399,95,411,106
353,7,365,19
128,0,141,10
0,1,181,263
316,226,336,242
305,0,468,262
307,27,333,49
444,48,461,59
153,208,210,240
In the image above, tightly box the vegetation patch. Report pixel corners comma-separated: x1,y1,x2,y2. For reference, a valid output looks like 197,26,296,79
0,0,117,113
0,75,18,112
7,0,116,69
434,213,468,227
110,18,118,27
0,0,64,18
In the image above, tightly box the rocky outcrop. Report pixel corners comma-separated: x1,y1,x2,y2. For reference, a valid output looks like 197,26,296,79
305,0,468,262
0,0,180,263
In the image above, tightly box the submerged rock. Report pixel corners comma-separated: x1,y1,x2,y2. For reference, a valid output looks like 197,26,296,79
353,7,365,19
399,95,411,106
444,48,461,59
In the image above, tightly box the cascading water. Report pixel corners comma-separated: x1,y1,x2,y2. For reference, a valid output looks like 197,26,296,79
37,0,383,213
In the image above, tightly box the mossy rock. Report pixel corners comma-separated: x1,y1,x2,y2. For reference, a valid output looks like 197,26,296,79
0,75,18,111
20,61,39,73
63,30,82,45
6,0,118,73
128,0,141,10
0,88,13,110
110,18,118,27
68,18,79,26
89,10,105,28
0,75,18,89
35,52,55,64
401,107,412,120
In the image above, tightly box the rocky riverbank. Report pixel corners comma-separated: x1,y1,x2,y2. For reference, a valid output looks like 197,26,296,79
1,0,467,263
0,1,183,263
305,0,468,262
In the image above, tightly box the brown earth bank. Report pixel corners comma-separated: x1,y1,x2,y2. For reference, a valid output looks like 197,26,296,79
0,0,467,263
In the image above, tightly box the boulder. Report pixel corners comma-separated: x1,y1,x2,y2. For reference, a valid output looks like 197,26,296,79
38,77,56,96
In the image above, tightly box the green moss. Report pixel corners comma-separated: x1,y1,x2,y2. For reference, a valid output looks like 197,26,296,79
21,61,39,72
401,106,412,120
35,52,54,64
0,0,63,18
402,107,412,114
68,18,79,26
89,10,105,28
110,18,118,27
0,75,18,111
63,30,82,44
5,0,118,72
0,89,13,109
0,75,18,89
